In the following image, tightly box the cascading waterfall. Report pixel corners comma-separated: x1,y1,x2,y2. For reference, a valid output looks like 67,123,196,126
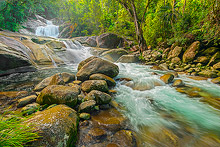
35,20,59,38
55,40,92,68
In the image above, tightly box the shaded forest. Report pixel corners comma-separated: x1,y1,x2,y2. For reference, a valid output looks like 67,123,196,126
0,0,219,48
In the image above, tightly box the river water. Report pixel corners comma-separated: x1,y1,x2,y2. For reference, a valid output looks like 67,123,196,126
2,18,220,146
115,63,220,146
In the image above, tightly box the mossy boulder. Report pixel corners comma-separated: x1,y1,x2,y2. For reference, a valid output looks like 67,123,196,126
26,105,78,147
100,48,128,62
168,46,183,59
77,57,119,81
81,80,109,93
36,85,80,106
79,113,91,120
160,74,174,84
85,90,112,104
89,73,116,87
183,41,200,63
78,100,96,113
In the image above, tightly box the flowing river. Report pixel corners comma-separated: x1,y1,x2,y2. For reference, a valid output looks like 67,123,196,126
115,63,220,146
1,18,220,146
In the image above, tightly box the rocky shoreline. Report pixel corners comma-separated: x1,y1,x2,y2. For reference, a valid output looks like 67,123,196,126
0,30,220,146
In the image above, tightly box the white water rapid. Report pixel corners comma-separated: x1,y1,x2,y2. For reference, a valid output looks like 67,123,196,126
55,40,92,69
115,63,220,146
35,20,59,38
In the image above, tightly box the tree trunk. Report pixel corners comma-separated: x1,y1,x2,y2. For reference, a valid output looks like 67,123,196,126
183,0,186,14
130,1,147,54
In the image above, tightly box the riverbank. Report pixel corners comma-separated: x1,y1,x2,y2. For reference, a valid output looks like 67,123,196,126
0,29,220,146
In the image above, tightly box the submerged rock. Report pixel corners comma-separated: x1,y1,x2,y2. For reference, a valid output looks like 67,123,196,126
88,127,107,140
160,74,174,84
85,90,112,104
111,130,137,147
92,108,126,131
89,73,116,87
36,85,80,106
77,57,119,81
26,105,78,147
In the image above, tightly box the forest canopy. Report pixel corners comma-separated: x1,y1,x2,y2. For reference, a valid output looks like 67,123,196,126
0,0,219,47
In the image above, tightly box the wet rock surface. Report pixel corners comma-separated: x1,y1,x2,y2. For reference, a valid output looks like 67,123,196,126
26,105,78,147
77,57,119,81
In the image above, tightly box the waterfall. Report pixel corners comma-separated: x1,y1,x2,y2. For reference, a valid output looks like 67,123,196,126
56,40,92,65
35,20,59,38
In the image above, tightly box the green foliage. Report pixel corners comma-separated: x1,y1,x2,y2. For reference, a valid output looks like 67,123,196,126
0,0,59,31
0,0,219,47
0,115,39,147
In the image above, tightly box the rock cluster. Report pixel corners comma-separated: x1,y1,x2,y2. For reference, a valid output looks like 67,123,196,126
7,57,137,146
143,41,220,79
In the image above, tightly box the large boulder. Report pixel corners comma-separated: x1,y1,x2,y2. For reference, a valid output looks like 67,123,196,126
26,105,78,147
34,72,75,91
86,36,97,47
77,56,98,71
0,53,32,71
116,55,139,63
85,90,112,104
100,48,128,62
97,33,124,48
183,41,200,62
89,74,116,87
81,80,109,93
168,46,183,59
36,85,80,106
76,57,119,81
